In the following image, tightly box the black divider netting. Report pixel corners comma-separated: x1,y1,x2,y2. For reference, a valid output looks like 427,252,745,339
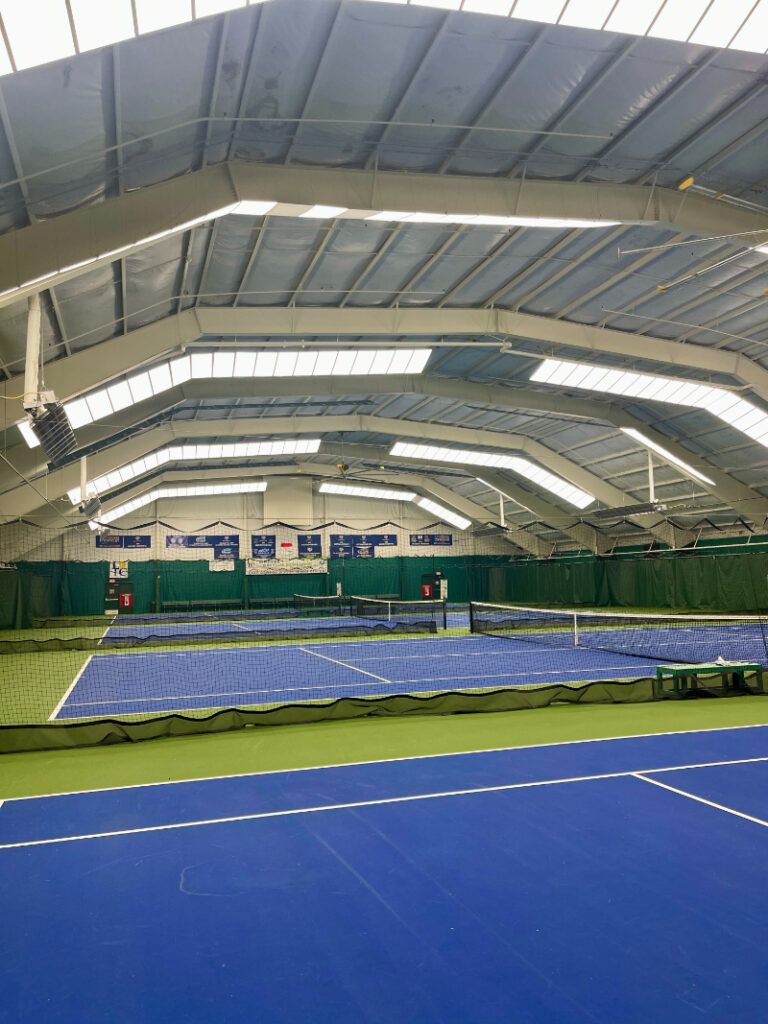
350,596,447,632
470,602,768,666
0,603,446,656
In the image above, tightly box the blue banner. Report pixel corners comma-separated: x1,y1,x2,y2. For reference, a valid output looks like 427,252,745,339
251,535,276,559
298,534,323,557
97,534,151,549
122,535,152,549
96,534,123,548
330,534,398,558
213,538,239,560
409,534,453,547
166,534,240,559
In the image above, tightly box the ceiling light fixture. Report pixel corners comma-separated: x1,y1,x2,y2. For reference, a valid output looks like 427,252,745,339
620,428,716,486
18,349,432,447
365,211,619,229
416,497,472,530
318,482,416,501
90,480,267,528
318,480,472,528
68,439,321,503
389,442,594,509
531,358,768,450
299,205,348,219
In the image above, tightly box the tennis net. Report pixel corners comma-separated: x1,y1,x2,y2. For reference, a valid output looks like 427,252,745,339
293,594,345,616
351,596,447,632
469,602,768,666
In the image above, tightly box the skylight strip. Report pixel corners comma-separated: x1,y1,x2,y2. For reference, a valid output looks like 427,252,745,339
69,439,321,503
318,482,416,501
17,350,432,447
388,441,594,509
92,479,267,527
620,428,716,486
1,0,767,83
416,497,472,531
531,358,768,451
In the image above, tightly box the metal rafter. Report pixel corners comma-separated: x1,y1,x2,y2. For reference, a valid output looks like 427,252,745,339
552,232,688,321
437,26,548,175
289,220,339,303
224,11,263,165
482,225,626,310
363,14,451,171
3,164,768,310
283,5,343,166
504,38,637,182
388,226,465,307
436,227,528,307
339,226,405,308
567,49,720,183
635,82,768,186
233,216,270,306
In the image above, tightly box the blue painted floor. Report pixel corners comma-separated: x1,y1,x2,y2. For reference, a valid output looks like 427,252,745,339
3,727,768,1023
55,633,666,719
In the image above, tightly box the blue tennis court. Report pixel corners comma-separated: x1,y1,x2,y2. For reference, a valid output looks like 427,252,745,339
3,726,768,1022
52,633,670,720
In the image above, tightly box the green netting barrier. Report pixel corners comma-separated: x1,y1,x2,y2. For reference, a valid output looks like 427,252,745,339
0,678,655,754
499,551,768,612
4,546,768,754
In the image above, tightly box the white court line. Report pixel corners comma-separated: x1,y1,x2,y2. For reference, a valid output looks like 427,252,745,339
90,634,481,658
3,755,768,850
6,723,768,803
61,663,646,711
49,620,121,720
48,656,94,721
299,646,392,684
633,773,768,829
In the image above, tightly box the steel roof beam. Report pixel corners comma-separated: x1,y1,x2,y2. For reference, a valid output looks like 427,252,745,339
2,163,768,311
5,307,768,418
1,373,760,521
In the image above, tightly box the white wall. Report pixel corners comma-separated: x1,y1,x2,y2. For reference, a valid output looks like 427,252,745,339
0,484,519,561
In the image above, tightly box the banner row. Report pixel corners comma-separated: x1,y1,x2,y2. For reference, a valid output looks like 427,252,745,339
96,533,455,558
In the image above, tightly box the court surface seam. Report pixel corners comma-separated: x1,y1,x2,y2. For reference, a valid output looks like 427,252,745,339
2,755,767,850
5,722,768,802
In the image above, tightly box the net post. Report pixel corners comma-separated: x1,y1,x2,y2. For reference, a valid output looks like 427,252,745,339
573,611,579,647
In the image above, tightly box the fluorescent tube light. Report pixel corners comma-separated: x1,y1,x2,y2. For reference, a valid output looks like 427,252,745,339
69,439,321,502
18,350,431,446
318,482,416,501
93,480,267,526
364,211,619,229
299,206,348,219
230,201,277,216
620,428,716,486
389,442,594,509
532,358,768,451
416,497,471,531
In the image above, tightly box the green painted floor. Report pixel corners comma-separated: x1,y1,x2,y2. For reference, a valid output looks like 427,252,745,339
2,695,767,800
